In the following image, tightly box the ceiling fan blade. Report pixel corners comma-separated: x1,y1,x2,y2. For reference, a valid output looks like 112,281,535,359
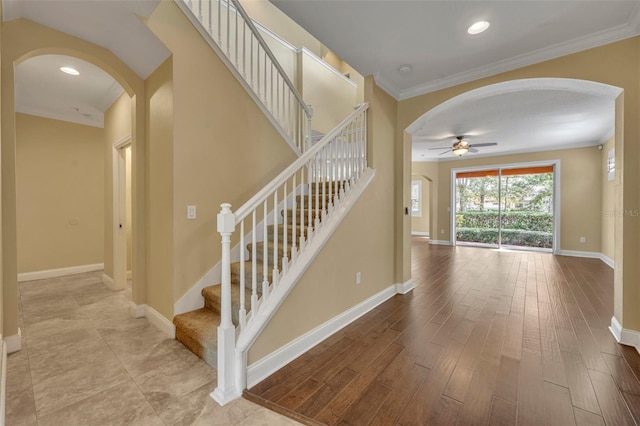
439,150,452,156
469,147,479,153
429,146,451,150
468,143,497,148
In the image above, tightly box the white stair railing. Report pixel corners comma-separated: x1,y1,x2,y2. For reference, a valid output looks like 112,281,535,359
180,0,313,153
213,103,369,404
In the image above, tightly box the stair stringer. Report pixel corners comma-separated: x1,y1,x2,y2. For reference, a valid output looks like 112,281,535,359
234,168,376,379
173,0,303,156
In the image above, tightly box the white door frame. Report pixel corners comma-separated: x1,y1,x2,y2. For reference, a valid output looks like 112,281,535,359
450,159,561,253
112,135,131,290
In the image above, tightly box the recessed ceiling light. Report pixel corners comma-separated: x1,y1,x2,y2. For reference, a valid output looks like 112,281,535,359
60,66,80,76
467,21,490,35
398,64,412,74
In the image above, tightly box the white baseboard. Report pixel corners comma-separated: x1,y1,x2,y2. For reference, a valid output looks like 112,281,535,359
1,335,7,424
247,281,400,388
130,304,175,339
18,263,104,282
129,302,145,318
429,240,451,246
102,273,116,291
411,231,429,237
396,279,414,294
609,316,640,354
6,329,21,354
556,250,614,268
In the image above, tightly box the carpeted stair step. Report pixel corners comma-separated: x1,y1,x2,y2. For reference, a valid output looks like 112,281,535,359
295,194,334,209
310,180,348,193
173,308,219,368
247,241,292,265
267,224,310,241
231,260,275,285
202,284,259,324
282,208,323,226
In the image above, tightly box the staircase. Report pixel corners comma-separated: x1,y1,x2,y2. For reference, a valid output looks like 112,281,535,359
173,0,373,405
173,189,331,368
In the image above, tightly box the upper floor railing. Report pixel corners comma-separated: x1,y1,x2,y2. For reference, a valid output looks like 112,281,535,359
180,0,313,153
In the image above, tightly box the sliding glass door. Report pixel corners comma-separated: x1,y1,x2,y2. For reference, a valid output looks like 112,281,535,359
454,165,555,251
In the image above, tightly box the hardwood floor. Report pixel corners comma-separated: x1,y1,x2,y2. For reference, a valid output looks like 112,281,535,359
244,238,640,425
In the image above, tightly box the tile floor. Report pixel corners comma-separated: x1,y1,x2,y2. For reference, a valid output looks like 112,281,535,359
6,271,301,425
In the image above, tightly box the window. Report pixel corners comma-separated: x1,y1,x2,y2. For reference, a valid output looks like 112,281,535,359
607,148,615,181
411,180,422,217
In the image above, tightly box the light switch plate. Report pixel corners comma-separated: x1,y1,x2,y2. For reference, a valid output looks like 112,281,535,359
187,205,197,220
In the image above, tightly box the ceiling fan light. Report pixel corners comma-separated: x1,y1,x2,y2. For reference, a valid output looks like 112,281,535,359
453,147,469,156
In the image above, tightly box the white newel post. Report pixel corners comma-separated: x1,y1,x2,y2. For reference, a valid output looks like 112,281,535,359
212,203,241,406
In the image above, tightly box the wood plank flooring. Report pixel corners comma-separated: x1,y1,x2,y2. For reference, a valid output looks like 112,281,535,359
244,238,640,425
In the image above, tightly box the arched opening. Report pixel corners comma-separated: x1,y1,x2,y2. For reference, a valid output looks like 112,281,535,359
404,77,623,312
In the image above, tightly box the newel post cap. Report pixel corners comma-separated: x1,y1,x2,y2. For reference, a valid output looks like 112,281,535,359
217,203,236,234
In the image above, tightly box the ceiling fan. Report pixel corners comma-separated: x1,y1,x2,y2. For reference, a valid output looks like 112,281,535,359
429,136,497,157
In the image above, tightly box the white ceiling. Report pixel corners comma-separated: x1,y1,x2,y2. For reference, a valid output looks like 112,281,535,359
270,0,640,100
3,0,169,128
15,54,124,127
408,78,621,161
271,1,635,161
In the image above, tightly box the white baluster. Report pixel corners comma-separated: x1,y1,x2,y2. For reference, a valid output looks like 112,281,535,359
272,190,279,288
262,201,269,301
251,211,257,314
307,160,313,239
239,221,246,330
292,173,297,261
282,182,289,274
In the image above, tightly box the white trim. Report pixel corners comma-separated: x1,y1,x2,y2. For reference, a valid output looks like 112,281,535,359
102,273,116,290
6,329,22,354
129,302,145,319
373,72,401,100
411,231,430,237
113,134,131,149
556,250,615,268
396,279,414,295
300,47,357,88
112,138,131,292
429,240,452,246
236,168,376,355
130,304,175,339
610,316,640,355
600,254,615,269
17,263,104,282
396,10,640,100
1,335,7,425
247,281,398,388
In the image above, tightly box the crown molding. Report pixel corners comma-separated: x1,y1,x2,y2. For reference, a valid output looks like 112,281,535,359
396,12,640,101
373,72,401,100
15,105,104,128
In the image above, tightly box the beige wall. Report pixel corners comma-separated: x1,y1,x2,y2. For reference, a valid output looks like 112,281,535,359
103,92,132,279
398,37,640,330
145,57,174,319
602,136,616,260
410,174,430,234
16,114,104,273
301,50,358,134
146,1,298,319
249,77,398,363
412,162,439,239
427,147,603,252
2,18,145,337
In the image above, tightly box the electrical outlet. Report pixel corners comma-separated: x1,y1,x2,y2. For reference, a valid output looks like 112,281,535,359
579,236,586,243
441,229,444,235
356,272,361,285
187,205,197,220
